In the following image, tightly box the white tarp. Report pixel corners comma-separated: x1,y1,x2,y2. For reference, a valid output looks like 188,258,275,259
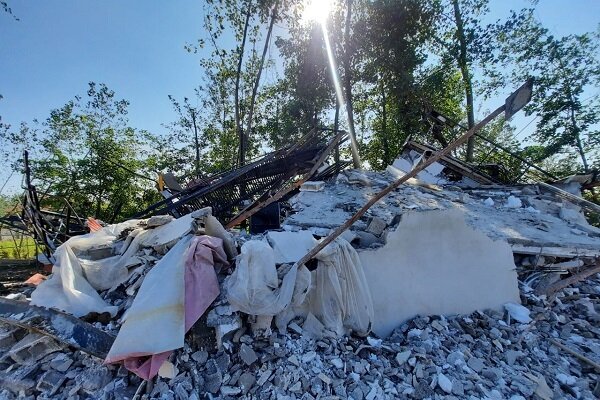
308,238,374,336
105,236,191,362
31,214,194,317
226,240,307,316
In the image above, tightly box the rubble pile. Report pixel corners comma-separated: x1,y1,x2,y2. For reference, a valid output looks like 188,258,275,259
0,162,599,399
2,274,600,399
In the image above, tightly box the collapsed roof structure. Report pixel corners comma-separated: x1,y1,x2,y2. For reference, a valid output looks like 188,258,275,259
0,82,599,399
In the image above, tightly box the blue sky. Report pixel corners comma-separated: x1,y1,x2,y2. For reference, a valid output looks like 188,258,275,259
0,1,599,193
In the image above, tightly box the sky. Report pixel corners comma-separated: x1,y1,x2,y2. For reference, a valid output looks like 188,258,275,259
0,0,599,194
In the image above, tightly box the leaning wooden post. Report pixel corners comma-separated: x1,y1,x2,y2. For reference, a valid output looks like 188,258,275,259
295,80,533,268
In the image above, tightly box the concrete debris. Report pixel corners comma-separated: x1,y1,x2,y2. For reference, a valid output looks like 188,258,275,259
1,156,599,399
300,181,325,192
504,302,533,323
157,360,178,379
266,230,317,264
506,195,523,208
361,209,520,337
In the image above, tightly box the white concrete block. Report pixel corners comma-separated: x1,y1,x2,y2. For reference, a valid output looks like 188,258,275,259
266,230,317,264
300,181,325,192
360,209,520,337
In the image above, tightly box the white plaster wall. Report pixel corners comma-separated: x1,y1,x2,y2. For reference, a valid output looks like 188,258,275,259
360,209,520,338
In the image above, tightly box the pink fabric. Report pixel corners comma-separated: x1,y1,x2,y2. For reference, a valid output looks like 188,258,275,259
118,235,227,380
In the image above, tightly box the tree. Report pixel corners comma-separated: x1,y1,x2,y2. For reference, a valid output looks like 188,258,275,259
0,83,161,221
166,95,202,178
191,0,284,168
431,0,495,162
349,0,462,168
486,13,600,173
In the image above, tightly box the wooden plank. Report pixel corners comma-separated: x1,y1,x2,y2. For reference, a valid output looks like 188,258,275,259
543,261,600,297
0,298,115,359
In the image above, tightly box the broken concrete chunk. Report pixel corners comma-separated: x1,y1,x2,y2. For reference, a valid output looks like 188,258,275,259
504,303,532,323
559,206,582,223
239,343,258,366
437,373,452,394
266,230,317,264
238,371,256,394
467,357,485,373
146,215,174,227
361,209,521,337
49,353,73,372
345,170,371,186
395,350,411,366
190,206,212,219
505,196,522,208
300,181,325,192
366,217,387,236
9,333,62,365
158,360,178,379
354,231,381,248
221,385,241,396
0,329,18,349
191,350,208,364
36,370,66,396
75,365,113,394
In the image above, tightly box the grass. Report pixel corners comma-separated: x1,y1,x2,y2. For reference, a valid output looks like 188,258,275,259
0,237,41,260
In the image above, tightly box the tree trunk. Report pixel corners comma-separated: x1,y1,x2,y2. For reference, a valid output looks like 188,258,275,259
452,0,476,162
236,8,251,167
191,110,200,178
565,87,589,173
380,79,389,166
343,0,361,169
334,99,340,172
246,1,278,156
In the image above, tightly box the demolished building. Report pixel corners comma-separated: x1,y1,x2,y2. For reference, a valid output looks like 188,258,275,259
1,84,600,399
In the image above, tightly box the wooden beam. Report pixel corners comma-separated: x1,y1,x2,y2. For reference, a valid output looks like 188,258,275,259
543,261,600,297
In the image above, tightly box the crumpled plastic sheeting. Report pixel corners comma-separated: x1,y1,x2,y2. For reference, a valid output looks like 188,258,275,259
226,240,307,317
275,264,312,333
31,244,119,317
308,238,374,336
30,219,143,317
105,235,227,380
31,214,194,317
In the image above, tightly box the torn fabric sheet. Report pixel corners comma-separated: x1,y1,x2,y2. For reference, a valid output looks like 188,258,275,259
30,215,194,317
105,235,226,380
225,240,300,316
310,238,374,336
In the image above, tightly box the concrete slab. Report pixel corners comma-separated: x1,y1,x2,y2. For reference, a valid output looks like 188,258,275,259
360,209,520,337
266,230,317,264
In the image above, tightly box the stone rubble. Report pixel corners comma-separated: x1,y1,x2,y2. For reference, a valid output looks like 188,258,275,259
0,272,599,399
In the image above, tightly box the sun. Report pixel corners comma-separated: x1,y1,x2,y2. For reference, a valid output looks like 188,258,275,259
301,0,333,25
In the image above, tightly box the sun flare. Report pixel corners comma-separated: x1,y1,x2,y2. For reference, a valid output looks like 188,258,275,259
301,0,333,25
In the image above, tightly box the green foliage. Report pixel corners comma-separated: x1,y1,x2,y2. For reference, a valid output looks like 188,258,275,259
0,83,162,221
0,194,20,216
0,237,40,260
483,12,600,173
